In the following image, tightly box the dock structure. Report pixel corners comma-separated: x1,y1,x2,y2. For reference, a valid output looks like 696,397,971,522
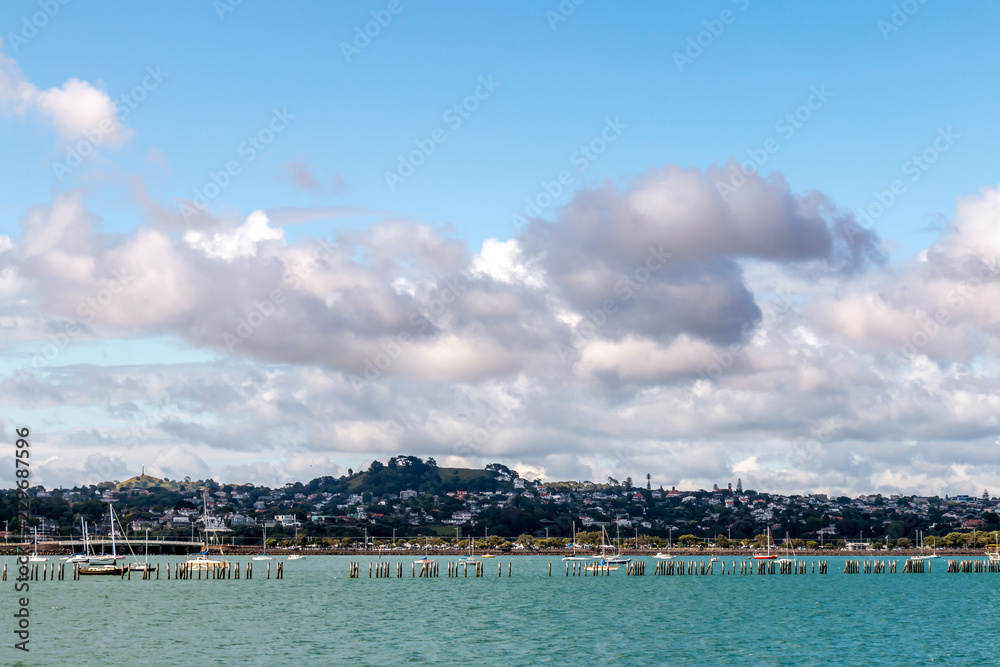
0,560,286,582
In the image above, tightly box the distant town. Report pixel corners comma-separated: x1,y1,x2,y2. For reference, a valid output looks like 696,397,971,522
5,456,998,550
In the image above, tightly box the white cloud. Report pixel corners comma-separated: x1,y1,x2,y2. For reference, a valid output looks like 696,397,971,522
184,209,284,261
0,51,130,145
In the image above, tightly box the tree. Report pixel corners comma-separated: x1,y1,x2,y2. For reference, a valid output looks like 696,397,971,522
736,478,743,494
646,473,651,490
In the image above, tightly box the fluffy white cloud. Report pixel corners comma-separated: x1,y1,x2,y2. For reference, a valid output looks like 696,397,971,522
0,51,130,145
5,166,1000,496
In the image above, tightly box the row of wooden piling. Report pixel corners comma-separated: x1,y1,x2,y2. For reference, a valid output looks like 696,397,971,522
17,560,287,581
947,559,1000,573
351,560,515,578
3,562,69,581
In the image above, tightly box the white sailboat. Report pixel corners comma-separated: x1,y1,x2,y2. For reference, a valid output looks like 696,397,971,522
586,526,629,571
458,536,478,563
66,518,90,563
186,492,228,571
129,529,156,572
562,522,589,561
910,530,939,561
775,532,797,564
80,503,127,575
253,525,273,561
28,527,48,562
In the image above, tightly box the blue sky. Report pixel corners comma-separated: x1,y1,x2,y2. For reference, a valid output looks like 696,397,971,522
4,0,996,252
2,1,1000,494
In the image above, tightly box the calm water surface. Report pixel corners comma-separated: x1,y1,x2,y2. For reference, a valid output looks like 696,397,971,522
3,555,998,665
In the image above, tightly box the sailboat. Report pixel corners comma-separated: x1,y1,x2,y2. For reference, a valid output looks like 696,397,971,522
186,492,227,571
910,530,939,561
601,525,631,565
586,526,629,571
80,504,127,575
28,527,48,562
65,518,90,563
563,522,589,561
414,540,433,564
129,529,156,572
458,536,478,563
775,532,796,564
253,525,273,561
752,528,778,560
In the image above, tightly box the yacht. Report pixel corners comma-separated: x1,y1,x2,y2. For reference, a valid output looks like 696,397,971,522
752,528,778,560
80,504,127,576
910,530,939,561
252,526,274,561
562,522,590,561
28,528,48,562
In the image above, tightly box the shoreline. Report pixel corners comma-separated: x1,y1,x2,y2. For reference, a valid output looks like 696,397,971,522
1,546,989,558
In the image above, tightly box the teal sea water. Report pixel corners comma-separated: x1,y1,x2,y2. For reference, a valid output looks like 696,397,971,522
2,555,999,665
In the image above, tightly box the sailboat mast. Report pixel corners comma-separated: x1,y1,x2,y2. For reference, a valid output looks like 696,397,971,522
109,503,116,557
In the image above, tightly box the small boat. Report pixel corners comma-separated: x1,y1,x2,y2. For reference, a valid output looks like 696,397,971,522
709,556,720,563
910,530,939,561
89,506,126,565
79,564,126,576
563,522,591,561
654,534,676,560
287,554,306,561
481,554,496,559
414,556,433,564
596,526,631,566
28,528,49,562
752,528,779,560
67,554,90,564
986,544,1000,563
186,552,227,570
585,560,620,572
129,529,157,573
252,526,273,561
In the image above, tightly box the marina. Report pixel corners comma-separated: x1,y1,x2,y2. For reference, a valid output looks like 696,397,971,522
4,554,1000,663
